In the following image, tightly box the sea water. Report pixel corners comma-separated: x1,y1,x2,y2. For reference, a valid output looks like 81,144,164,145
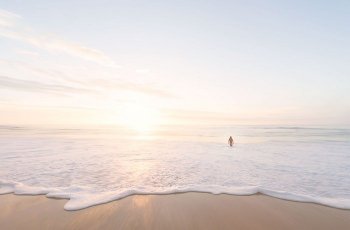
0,125,349,210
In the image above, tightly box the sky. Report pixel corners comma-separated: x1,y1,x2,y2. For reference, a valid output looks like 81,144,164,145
0,0,349,127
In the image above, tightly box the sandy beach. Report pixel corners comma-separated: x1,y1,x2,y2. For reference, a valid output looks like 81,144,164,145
1,193,350,230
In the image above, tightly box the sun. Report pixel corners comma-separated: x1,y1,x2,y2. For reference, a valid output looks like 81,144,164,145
118,104,162,133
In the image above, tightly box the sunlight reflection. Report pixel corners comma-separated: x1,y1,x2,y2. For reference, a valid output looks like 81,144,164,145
132,196,151,207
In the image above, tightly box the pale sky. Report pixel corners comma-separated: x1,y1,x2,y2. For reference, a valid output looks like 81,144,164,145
0,1,349,127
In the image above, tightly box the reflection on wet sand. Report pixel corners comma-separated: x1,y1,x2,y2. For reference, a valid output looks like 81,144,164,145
1,193,350,230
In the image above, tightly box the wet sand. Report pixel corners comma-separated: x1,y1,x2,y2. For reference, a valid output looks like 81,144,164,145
1,193,350,230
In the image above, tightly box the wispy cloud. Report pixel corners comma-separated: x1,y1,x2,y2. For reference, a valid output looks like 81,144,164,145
163,109,235,122
0,8,119,67
91,79,175,98
0,59,77,83
0,58,174,98
15,49,40,57
135,69,151,74
0,9,20,27
0,75,93,95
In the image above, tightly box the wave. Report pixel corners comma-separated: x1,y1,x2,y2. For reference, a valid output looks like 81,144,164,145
1,179,350,211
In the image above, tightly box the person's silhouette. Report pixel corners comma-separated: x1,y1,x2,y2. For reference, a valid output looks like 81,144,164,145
228,136,234,147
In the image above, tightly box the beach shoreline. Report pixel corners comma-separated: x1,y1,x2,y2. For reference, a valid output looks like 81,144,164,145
1,193,350,230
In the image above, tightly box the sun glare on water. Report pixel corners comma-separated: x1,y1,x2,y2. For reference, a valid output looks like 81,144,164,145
118,105,162,134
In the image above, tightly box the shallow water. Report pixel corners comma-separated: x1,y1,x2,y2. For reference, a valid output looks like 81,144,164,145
0,125,349,210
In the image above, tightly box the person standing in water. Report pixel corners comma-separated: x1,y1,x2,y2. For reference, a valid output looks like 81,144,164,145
228,136,234,147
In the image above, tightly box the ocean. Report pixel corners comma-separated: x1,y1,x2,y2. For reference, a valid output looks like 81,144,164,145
0,125,349,210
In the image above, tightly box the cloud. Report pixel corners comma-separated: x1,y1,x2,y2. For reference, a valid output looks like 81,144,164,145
0,59,77,83
91,79,175,98
15,49,40,57
0,9,20,27
163,109,234,121
0,58,174,98
0,8,119,67
117,82,174,98
135,69,151,74
0,75,93,95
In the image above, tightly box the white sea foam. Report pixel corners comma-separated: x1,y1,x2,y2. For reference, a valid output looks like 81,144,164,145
0,125,350,210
